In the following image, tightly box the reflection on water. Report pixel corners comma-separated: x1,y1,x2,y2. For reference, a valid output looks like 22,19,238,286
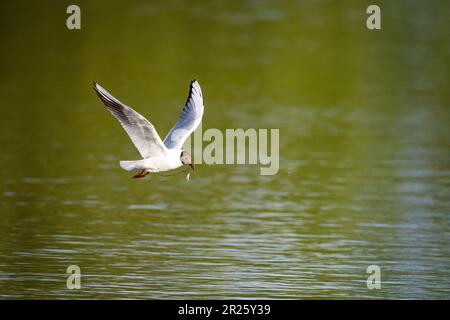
0,0,449,299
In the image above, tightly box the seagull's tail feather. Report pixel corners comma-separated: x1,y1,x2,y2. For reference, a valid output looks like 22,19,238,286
119,160,146,172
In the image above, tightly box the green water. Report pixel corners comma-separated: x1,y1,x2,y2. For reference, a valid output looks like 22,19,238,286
0,0,449,299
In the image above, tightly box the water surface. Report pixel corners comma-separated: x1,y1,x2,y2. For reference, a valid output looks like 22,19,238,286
0,0,449,299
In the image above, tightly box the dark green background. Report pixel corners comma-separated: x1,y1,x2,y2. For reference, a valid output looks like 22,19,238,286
0,0,448,298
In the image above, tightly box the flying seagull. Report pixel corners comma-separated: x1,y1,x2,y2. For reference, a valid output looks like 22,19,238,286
93,80,204,180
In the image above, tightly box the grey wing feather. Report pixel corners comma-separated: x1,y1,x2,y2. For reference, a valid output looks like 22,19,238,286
93,82,167,158
163,80,204,150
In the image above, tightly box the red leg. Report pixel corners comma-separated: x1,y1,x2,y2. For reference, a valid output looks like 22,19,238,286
132,170,149,179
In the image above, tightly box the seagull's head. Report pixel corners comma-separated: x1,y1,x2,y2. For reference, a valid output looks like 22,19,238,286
180,150,194,171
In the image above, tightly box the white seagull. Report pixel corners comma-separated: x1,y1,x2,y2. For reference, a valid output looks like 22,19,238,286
93,80,204,180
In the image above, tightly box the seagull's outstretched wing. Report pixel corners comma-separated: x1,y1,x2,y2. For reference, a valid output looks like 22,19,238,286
93,82,167,159
163,80,204,150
